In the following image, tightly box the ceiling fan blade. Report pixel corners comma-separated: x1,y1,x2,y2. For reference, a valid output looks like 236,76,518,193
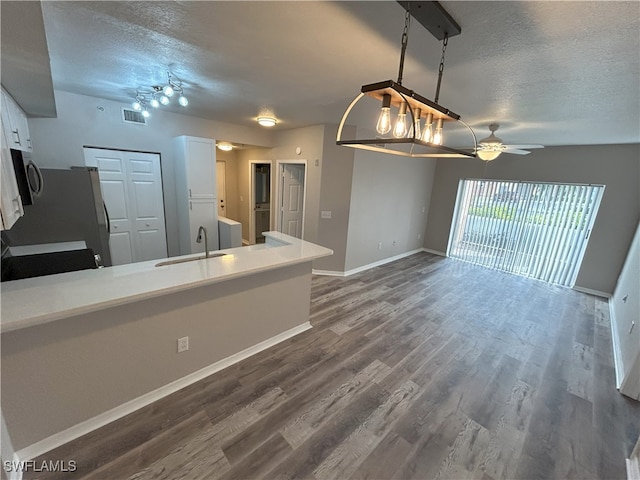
504,149,532,155
504,144,544,150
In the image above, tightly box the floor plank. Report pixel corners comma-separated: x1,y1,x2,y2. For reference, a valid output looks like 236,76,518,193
23,252,639,480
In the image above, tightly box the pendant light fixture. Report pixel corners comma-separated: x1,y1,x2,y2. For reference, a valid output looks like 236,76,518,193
336,1,477,158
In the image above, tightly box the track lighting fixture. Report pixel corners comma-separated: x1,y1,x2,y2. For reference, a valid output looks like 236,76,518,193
130,71,190,119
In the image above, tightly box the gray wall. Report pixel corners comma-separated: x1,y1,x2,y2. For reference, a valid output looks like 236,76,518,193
345,146,436,272
270,125,325,245
1,262,312,450
315,124,355,272
424,144,640,294
611,221,640,399
27,90,273,257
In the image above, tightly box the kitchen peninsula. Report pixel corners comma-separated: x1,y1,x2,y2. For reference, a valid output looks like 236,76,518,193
1,232,332,460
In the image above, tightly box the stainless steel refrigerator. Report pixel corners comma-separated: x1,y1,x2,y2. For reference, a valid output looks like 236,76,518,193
3,166,112,267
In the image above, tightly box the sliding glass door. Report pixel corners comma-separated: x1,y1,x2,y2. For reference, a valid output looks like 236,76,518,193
447,179,604,287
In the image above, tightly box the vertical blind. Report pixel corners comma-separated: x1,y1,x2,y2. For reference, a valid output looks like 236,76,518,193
447,180,604,287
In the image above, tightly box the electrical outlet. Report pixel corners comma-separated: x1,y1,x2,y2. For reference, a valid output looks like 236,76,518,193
418,233,421,239
177,336,189,353
321,210,332,219
378,242,382,250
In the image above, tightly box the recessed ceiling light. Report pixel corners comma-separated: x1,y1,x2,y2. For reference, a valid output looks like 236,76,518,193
217,142,233,151
257,116,277,127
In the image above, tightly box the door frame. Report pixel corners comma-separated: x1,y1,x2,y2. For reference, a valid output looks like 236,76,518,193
249,160,273,245
216,160,226,218
275,159,307,240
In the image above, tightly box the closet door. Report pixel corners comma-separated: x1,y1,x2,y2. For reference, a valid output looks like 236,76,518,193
84,147,168,265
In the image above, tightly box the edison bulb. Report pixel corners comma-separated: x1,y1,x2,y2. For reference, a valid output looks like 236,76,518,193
163,85,174,97
132,101,142,111
410,108,422,139
376,94,392,135
141,109,150,118
432,118,444,145
393,103,408,138
160,95,170,106
178,95,188,107
150,98,160,108
421,113,433,142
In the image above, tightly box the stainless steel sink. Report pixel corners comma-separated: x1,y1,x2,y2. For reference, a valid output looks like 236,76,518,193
155,253,226,267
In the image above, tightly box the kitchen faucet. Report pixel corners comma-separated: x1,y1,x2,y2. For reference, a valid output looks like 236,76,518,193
196,225,209,258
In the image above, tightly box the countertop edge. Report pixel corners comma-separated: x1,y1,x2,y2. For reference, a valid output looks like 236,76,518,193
1,234,333,334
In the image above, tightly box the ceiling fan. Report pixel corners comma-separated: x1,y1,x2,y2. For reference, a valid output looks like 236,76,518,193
476,124,544,161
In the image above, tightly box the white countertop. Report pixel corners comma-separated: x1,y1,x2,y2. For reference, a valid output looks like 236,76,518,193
1,232,332,333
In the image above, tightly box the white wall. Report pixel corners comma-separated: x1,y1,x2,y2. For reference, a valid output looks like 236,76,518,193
611,221,640,399
345,146,436,272
27,90,274,257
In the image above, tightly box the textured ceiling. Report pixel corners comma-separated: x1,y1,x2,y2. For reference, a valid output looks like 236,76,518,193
18,1,640,146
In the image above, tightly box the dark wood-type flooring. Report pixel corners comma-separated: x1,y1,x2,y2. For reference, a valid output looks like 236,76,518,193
25,253,640,479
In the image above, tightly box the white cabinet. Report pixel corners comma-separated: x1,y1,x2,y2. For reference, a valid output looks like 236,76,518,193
0,126,24,229
173,136,218,255
1,87,32,152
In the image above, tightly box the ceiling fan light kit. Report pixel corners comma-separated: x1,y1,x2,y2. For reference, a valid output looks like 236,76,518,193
336,1,477,159
476,123,544,161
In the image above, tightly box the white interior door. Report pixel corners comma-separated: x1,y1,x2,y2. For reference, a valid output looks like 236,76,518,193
84,148,167,265
216,161,226,217
279,163,305,239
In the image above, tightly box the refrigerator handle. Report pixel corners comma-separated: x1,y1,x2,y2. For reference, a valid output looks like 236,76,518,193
26,161,44,197
103,202,111,234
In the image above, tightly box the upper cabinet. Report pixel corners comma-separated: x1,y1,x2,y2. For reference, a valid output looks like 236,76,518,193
1,87,33,152
173,136,216,199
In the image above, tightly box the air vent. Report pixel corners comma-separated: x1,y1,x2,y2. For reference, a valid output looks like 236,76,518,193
122,108,147,125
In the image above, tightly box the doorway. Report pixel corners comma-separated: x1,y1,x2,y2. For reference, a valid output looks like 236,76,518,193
276,161,306,239
216,161,226,217
447,179,604,287
249,162,271,244
83,147,168,265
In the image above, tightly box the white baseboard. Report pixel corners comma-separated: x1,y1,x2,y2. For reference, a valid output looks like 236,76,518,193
423,248,447,257
572,285,612,298
313,248,426,278
13,322,312,464
627,458,640,480
609,299,624,390
312,269,346,277
628,437,640,480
